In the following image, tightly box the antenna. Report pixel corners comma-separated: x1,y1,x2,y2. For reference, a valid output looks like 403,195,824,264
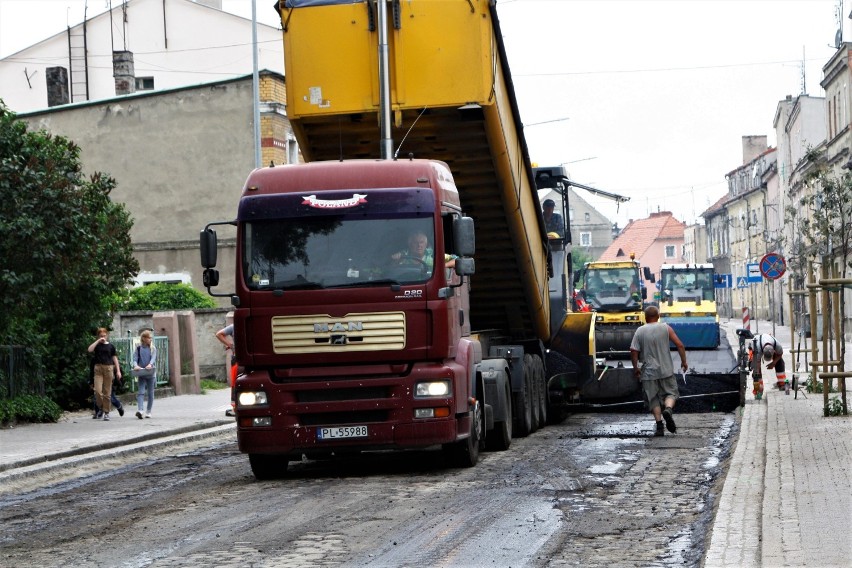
393,107,428,160
800,46,807,96
835,0,844,48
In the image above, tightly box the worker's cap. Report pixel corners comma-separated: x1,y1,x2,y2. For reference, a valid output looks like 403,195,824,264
543,199,556,208
762,346,775,360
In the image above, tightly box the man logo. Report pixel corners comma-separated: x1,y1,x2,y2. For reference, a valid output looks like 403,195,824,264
314,322,364,333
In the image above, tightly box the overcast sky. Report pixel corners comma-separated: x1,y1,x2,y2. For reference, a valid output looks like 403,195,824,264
1,0,847,228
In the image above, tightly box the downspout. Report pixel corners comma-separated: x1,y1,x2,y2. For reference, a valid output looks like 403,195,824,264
83,2,89,101
162,0,168,50
67,26,73,100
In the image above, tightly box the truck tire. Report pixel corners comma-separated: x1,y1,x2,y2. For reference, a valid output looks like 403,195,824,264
513,358,534,437
525,355,541,433
248,454,290,480
485,380,512,451
444,398,482,467
534,355,548,427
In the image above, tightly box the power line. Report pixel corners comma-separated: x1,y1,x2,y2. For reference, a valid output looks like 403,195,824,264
513,58,829,77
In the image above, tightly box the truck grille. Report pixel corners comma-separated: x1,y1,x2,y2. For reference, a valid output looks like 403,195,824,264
271,311,406,354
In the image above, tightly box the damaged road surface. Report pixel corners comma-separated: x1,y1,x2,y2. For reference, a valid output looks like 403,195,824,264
0,411,737,567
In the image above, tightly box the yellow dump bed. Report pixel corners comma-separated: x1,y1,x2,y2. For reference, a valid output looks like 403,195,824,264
280,0,552,341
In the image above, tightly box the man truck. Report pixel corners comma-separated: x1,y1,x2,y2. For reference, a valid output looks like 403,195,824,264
200,0,596,479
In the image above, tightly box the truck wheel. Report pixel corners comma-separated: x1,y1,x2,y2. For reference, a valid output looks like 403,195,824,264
485,381,512,451
526,355,541,433
534,355,548,427
248,454,290,481
444,399,482,467
513,359,534,437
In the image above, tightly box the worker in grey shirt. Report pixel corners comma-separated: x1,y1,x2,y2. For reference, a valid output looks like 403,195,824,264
630,305,688,436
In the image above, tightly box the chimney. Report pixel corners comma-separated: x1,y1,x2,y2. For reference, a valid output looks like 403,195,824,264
113,51,136,96
742,135,768,165
46,67,69,107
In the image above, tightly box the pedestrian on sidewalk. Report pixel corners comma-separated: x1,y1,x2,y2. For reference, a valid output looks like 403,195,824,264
630,305,688,436
87,328,122,421
89,358,125,419
132,330,158,419
216,323,237,417
751,333,787,394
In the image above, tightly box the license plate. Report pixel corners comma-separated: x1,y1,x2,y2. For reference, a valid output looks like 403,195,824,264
317,425,369,440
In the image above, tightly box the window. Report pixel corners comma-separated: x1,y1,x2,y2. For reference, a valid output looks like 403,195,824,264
580,232,591,247
665,245,676,258
584,212,590,222
135,76,154,91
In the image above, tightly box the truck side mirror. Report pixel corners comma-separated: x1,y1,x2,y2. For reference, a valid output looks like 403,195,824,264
203,268,220,287
454,257,475,276
200,229,218,268
453,216,475,257
643,266,655,283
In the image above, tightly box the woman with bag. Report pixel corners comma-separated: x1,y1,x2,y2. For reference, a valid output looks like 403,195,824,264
132,330,157,419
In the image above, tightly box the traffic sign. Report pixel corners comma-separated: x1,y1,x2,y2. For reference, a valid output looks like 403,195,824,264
760,252,786,280
737,276,749,289
747,263,762,283
714,274,732,289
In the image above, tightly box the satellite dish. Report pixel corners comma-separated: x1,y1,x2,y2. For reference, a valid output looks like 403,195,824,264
835,29,843,49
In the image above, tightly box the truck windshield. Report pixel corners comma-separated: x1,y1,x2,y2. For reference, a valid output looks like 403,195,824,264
243,217,438,290
661,268,715,302
584,267,641,312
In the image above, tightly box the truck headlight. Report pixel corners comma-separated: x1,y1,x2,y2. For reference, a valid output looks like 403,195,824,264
415,381,450,397
238,391,268,406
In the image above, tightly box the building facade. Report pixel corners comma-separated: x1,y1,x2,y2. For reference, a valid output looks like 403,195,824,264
597,211,686,286
19,71,291,297
0,0,283,113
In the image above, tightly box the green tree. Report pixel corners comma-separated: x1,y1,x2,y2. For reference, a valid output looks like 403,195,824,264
0,102,139,407
786,148,852,414
121,282,216,311
571,247,594,268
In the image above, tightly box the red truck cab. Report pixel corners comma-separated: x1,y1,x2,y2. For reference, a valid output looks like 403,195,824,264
201,159,483,478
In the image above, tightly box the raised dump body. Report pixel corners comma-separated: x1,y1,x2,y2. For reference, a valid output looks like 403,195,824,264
199,0,596,478
282,0,552,342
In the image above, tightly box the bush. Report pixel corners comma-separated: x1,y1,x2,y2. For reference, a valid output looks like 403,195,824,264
122,283,216,311
825,396,845,417
0,394,63,425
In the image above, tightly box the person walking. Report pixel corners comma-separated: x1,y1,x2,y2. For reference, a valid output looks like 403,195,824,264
87,328,122,421
216,323,237,417
630,305,688,436
132,330,157,419
751,333,787,395
89,360,125,419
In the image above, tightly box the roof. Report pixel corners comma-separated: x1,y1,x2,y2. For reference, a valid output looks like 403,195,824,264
597,211,685,261
701,193,729,219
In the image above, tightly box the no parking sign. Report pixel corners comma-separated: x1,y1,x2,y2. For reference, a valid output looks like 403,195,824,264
759,252,786,280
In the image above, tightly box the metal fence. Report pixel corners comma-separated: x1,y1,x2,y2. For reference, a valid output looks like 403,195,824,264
0,345,45,400
113,336,170,392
